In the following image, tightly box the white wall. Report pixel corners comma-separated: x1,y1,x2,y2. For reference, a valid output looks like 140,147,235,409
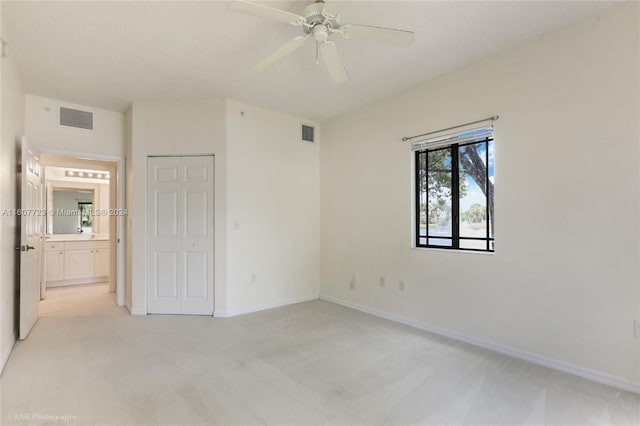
127,98,320,316
128,99,227,315
25,94,124,157
0,21,25,372
224,100,319,315
25,96,124,297
124,108,132,309
320,3,639,388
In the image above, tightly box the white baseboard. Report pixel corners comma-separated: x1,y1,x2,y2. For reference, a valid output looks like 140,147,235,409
320,294,640,395
0,338,15,376
215,294,319,318
46,277,109,288
127,305,146,316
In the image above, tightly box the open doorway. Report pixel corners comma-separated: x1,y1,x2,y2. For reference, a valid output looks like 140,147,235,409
38,153,124,313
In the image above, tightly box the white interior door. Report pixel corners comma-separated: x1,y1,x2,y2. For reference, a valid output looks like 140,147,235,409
147,156,214,315
19,137,43,339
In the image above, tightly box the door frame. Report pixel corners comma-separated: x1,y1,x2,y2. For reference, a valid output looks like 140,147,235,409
39,148,125,306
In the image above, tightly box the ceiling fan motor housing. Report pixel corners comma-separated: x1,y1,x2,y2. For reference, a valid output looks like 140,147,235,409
303,1,339,37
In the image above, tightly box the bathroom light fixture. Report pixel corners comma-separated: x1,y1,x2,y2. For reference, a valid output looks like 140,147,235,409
64,169,110,180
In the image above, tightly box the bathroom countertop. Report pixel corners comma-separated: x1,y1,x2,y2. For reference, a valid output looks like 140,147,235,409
46,235,110,242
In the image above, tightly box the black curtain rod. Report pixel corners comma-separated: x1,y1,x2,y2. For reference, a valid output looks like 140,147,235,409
402,115,499,142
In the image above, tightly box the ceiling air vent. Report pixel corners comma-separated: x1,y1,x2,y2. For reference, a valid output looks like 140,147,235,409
60,107,93,130
301,124,315,143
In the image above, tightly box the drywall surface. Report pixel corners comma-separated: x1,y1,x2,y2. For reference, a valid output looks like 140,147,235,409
224,99,320,315
320,3,639,386
128,99,227,315
124,108,132,311
128,98,319,316
25,94,124,157
0,22,25,372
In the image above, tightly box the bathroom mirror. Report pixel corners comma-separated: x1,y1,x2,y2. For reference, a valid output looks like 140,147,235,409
49,188,95,235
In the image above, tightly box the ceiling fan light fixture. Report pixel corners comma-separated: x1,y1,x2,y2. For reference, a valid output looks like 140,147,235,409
313,25,329,42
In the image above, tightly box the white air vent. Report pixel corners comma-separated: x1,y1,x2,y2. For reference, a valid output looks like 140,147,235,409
60,107,93,130
301,124,315,143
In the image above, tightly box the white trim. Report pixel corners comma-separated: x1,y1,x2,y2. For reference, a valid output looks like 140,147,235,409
0,340,15,375
214,294,319,318
411,247,495,256
320,294,640,395
39,148,126,307
38,148,120,163
45,277,108,288
116,159,125,308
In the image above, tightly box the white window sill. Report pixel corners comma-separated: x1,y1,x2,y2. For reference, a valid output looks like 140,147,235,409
411,246,495,255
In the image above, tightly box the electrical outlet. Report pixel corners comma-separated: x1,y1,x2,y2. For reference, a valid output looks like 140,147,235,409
350,273,357,289
379,276,385,287
399,280,405,292
634,320,640,339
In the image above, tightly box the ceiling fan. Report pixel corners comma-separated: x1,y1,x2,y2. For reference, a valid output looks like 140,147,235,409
228,0,415,84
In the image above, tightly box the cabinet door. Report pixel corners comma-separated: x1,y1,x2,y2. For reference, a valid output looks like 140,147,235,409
64,249,95,280
94,248,109,277
45,251,64,282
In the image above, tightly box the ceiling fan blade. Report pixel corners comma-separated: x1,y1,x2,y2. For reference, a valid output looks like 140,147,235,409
254,36,309,72
342,24,415,47
320,41,348,84
228,0,305,25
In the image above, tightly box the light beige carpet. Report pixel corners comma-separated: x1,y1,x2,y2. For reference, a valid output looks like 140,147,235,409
1,283,638,425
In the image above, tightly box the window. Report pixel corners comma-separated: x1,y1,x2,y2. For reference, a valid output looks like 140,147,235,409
78,201,93,234
414,129,494,252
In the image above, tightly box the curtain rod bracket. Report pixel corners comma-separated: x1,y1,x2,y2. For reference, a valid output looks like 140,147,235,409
402,115,499,142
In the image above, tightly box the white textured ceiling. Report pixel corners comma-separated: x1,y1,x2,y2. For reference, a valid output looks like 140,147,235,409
2,0,620,121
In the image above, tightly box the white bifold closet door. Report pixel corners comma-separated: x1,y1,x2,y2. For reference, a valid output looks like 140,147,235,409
147,156,214,315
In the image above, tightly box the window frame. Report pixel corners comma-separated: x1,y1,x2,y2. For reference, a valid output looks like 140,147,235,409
78,201,93,234
414,136,494,253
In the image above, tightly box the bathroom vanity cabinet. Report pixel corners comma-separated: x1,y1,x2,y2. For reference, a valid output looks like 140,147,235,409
44,239,109,286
